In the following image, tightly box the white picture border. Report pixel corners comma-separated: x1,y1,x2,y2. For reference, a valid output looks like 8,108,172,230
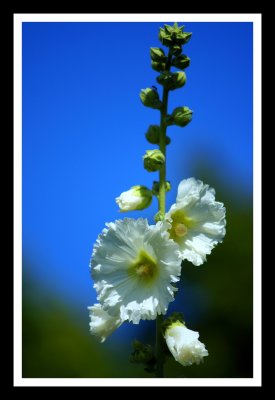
14,13,262,387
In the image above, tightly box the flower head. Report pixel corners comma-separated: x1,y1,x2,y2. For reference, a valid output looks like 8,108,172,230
164,321,208,366
166,178,226,266
91,218,181,324
116,186,152,212
88,303,122,342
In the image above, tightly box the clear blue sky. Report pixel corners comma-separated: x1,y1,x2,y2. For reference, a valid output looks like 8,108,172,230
22,22,253,311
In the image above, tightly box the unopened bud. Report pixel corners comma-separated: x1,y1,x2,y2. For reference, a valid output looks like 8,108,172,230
145,125,160,144
172,106,193,127
150,47,166,62
116,185,152,212
143,149,165,172
172,54,190,70
139,88,162,109
157,71,186,91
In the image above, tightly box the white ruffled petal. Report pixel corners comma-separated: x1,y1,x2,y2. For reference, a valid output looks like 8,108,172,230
88,304,122,342
166,178,226,266
90,218,181,324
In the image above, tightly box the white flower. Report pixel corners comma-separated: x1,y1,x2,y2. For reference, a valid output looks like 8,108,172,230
116,186,152,212
91,218,181,324
165,321,209,366
88,303,122,342
166,178,226,266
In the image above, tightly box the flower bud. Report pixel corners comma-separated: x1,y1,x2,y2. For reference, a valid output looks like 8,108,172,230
115,185,152,212
152,180,171,196
158,27,173,47
157,71,186,91
171,45,182,56
154,211,165,222
139,88,162,109
172,54,190,70
150,47,166,62
145,125,160,144
130,340,155,365
151,61,167,72
172,106,193,127
164,320,209,367
143,149,165,172
158,23,192,48
173,32,192,46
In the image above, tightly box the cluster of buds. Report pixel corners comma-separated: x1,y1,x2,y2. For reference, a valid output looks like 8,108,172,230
117,23,193,214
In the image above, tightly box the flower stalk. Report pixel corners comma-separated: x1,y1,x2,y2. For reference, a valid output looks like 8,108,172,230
88,22,226,379
155,49,172,377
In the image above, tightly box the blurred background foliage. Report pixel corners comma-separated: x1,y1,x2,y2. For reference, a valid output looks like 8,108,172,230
23,168,252,378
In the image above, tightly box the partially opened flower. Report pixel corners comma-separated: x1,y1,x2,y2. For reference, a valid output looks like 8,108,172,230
166,178,226,266
91,218,181,324
116,185,152,212
164,321,208,366
88,303,122,343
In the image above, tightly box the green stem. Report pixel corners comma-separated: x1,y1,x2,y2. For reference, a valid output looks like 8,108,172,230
155,314,164,377
155,49,172,378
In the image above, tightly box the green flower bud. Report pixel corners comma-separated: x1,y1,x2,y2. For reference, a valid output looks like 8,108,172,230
165,115,174,126
145,125,160,144
130,340,155,364
154,211,165,222
143,149,165,172
172,54,190,70
158,27,173,47
165,181,171,192
164,24,175,34
150,47,166,62
151,60,167,72
152,180,171,196
172,106,193,127
179,32,192,45
171,45,182,56
172,71,186,89
139,88,162,109
158,23,191,48
157,71,186,91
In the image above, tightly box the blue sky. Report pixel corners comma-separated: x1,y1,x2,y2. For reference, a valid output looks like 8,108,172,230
22,22,253,310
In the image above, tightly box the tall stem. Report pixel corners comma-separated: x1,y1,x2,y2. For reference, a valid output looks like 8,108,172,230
155,50,172,378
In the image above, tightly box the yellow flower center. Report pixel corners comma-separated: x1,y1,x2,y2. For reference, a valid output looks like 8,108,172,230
130,249,158,282
168,209,194,243
174,222,188,237
135,263,154,278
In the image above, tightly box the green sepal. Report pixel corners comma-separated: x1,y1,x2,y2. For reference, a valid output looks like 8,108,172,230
162,312,185,336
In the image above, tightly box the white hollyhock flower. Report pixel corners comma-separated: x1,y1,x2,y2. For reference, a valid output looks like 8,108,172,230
116,186,152,212
88,303,122,342
91,218,181,324
165,321,208,366
166,178,226,266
